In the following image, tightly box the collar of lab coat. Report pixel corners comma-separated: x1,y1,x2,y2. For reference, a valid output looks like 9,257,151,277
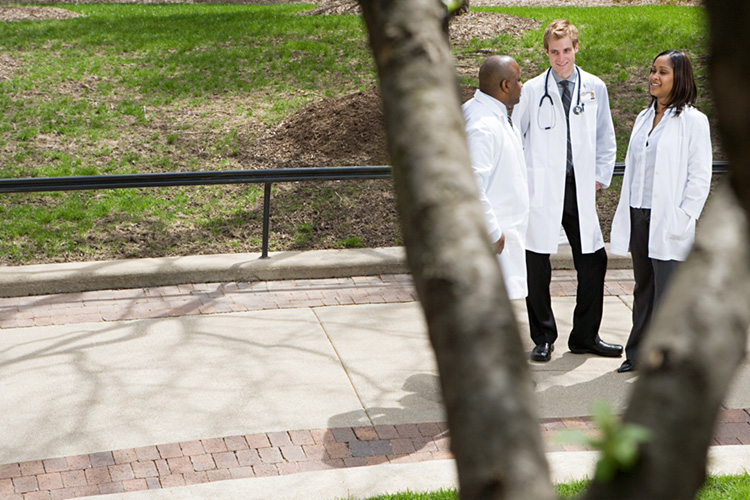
473,89,511,121
645,104,677,119
634,105,678,135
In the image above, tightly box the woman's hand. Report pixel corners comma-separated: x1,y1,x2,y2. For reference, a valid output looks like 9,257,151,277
494,234,506,255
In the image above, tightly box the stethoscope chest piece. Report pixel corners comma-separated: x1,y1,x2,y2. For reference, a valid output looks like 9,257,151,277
537,66,585,128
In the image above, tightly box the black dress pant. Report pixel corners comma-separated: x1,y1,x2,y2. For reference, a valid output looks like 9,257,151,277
625,207,677,361
526,173,607,347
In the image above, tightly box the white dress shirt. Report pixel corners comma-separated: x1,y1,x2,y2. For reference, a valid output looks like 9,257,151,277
628,106,667,209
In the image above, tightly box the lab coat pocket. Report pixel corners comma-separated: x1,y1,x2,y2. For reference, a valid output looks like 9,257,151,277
668,206,693,241
528,168,545,208
581,100,598,133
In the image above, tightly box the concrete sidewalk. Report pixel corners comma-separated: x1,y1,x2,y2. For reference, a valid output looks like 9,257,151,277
1,247,750,500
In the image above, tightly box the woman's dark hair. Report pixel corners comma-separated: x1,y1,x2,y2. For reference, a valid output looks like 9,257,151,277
650,49,697,116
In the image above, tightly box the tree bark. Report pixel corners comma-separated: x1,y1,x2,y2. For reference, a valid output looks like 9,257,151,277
582,184,750,500
357,0,555,499
705,1,750,209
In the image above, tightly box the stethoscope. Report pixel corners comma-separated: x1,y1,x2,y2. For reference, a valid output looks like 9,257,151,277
537,66,584,130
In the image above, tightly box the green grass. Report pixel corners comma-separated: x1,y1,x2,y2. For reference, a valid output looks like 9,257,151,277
2,4,371,98
0,3,372,155
698,474,750,499
0,3,710,265
335,236,365,248
352,490,457,500
343,474,750,500
459,5,706,77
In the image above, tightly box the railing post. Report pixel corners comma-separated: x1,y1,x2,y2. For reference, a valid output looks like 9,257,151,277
261,182,272,259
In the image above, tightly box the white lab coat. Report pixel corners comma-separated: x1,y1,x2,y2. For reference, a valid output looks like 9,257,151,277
610,105,712,261
463,90,530,300
512,67,616,254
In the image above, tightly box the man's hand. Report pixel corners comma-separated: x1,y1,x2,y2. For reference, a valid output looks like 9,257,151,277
596,181,603,191
493,234,505,255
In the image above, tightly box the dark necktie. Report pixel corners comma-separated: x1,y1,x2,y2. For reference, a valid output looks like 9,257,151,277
507,115,513,128
561,80,573,175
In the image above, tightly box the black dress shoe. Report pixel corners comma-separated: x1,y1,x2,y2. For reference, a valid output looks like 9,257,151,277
568,338,623,358
531,342,554,362
617,359,636,373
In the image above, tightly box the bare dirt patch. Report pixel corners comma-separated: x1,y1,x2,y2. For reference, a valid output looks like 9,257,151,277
255,88,389,169
0,6,83,21
450,11,541,45
0,52,20,80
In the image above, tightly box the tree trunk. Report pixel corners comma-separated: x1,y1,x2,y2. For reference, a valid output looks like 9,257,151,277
705,1,750,210
357,0,555,499
582,184,750,500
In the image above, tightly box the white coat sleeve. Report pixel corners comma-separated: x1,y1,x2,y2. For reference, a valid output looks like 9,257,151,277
680,111,712,220
595,82,617,188
466,124,503,242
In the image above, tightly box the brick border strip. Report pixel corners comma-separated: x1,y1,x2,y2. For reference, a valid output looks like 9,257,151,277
0,275,418,330
0,272,637,330
3,408,750,500
0,423,450,500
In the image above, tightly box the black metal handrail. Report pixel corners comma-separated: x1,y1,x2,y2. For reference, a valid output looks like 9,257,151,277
613,160,728,176
0,166,393,192
0,161,729,258
0,166,393,259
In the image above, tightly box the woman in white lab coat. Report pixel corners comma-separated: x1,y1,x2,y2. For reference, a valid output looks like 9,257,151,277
609,50,712,373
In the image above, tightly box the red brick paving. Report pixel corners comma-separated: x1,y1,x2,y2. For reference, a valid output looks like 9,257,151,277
1,270,748,499
2,414,750,499
0,271,637,329
0,275,418,329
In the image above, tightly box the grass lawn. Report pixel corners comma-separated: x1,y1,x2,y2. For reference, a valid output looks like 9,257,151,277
345,473,750,499
0,3,712,264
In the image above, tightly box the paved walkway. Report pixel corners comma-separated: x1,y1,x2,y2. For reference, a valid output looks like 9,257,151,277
1,253,750,500
0,271,634,330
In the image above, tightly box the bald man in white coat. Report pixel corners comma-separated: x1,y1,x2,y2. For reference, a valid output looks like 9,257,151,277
463,55,529,300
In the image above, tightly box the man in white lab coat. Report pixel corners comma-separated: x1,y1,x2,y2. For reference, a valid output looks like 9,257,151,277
512,19,623,362
463,55,529,300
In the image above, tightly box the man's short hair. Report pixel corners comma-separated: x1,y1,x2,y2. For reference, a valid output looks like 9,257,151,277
543,19,579,50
